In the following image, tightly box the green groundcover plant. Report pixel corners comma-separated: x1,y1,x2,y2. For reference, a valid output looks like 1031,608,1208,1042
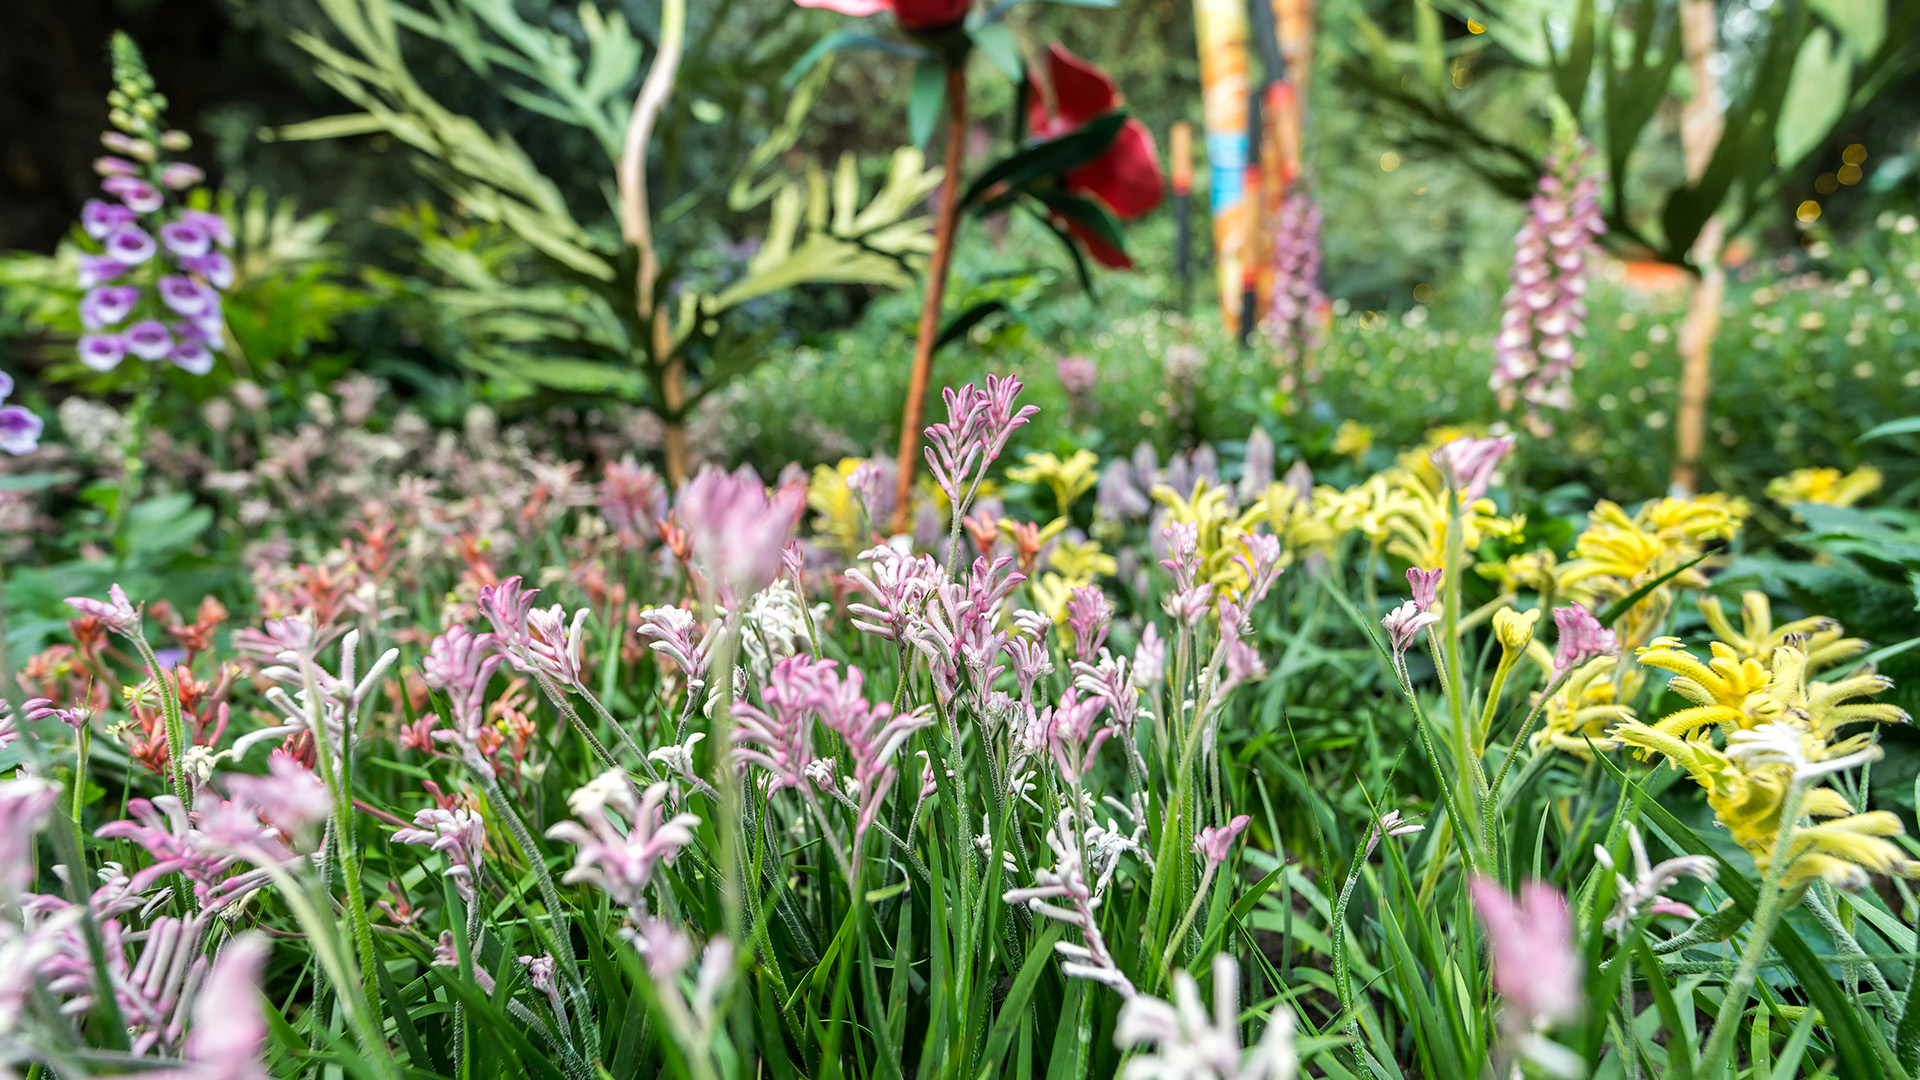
2,364,1919,1080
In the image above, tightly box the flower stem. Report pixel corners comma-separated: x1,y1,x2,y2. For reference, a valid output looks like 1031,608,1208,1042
1697,781,1809,1078
890,59,970,534
128,631,193,811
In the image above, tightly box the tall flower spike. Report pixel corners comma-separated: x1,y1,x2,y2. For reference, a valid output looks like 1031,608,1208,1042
845,545,942,641
813,661,935,843
1406,566,1443,612
1491,120,1605,435
546,777,699,911
637,606,716,682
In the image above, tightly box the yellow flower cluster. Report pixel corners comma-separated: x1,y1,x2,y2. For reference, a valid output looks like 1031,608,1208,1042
1610,620,1911,889
1316,460,1521,570
1765,466,1882,510
1151,478,1333,602
1553,493,1750,650
1526,654,1640,760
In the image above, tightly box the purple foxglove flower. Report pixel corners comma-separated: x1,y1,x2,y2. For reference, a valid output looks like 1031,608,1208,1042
224,756,331,841
1471,876,1581,1030
78,328,129,366
80,284,141,329
1193,813,1251,864
82,198,138,239
675,464,804,602
103,225,157,265
1429,434,1515,502
168,340,214,376
102,176,163,213
159,220,212,259
65,583,141,634
176,209,234,249
0,777,61,898
188,309,226,349
1264,190,1327,373
79,255,130,287
180,251,234,289
155,276,214,317
159,162,205,190
1552,604,1617,671
0,406,45,456
1406,566,1443,612
1065,585,1113,661
1382,600,1440,655
92,155,139,177
1490,131,1605,433
394,806,487,900
545,777,699,910
100,132,150,158
0,369,13,403
123,319,172,361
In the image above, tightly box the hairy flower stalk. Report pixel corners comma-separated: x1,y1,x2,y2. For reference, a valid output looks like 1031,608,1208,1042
68,585,194,809
1490,118,1605,436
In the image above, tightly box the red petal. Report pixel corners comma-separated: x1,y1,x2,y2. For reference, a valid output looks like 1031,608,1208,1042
1059,215,1133,269
892,0,970,30
1064,117,1165,220
1031,42,1120,131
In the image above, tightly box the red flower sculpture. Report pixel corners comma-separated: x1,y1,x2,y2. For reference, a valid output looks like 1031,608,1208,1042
794,0,972,34
1026,43,1166,268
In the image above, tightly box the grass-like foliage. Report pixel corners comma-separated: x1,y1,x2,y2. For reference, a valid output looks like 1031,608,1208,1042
2,373,1919,1080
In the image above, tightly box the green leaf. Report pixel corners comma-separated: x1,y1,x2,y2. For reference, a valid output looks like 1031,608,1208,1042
1597,551,1711,628
1776,28,1854,169
978,921,1064,1076
962,111,1127,207
0,471,77,491
1861,416,1920,442
1811,0,1886,56
971,23,1023,82
909,59,947,148
780,31,931,91
935,300,1010,353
